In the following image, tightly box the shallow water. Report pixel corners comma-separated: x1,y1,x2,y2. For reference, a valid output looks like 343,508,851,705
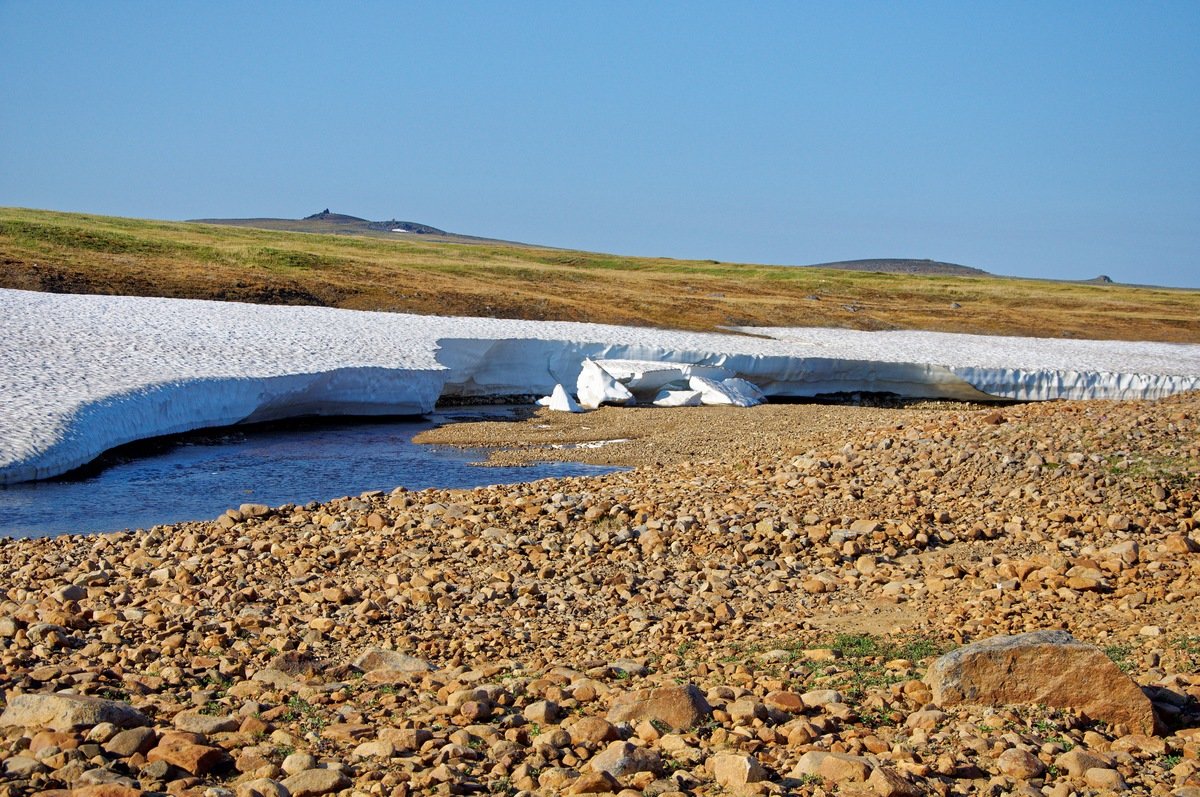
0,409,617,539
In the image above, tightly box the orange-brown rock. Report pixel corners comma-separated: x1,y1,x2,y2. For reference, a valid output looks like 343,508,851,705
925,630,1161,735
146,738,230,776
606,683,711,731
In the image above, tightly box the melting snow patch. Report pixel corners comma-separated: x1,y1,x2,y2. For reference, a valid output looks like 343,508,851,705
2,288,1200,483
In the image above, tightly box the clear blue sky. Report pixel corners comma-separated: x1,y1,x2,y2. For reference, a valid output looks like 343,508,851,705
2,2,1198,287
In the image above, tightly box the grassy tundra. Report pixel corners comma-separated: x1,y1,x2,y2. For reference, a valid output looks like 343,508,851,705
1,207,1197,342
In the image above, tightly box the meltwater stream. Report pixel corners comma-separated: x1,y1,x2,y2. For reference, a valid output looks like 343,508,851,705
0,408,618,539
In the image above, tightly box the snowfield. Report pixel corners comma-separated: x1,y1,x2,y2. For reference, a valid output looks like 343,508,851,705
2,288,1199,484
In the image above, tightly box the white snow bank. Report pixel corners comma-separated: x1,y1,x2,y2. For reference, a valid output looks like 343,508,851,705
2,288,1199,483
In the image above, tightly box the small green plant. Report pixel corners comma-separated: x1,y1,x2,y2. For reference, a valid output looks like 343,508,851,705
1043,734,1074,751
489,777,515,796
284,696,327,735
1172,635,1200,668
676,640,693,657
1161,753,1182,769
859,707,898,728
1103,643,1135,674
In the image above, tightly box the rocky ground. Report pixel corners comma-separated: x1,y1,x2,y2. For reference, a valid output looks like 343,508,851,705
1,394,1199,797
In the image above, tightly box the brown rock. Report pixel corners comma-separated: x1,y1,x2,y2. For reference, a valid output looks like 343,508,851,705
868,767,923,797
173,710,239,735
235,778,289,797
606,683,711,731
569,717,620,746
1085,767,1128,790
711,753,767,791
71,787,145,797
790,751,872,783
378,727,432,751
146,738,230,776
925,630,1161,735
996,748,1045,779
353,648,432,673
570,771,621,794
763,690,805,713
589,741,661,778
104,727,157,757
281,768,350,797
1054,748,1113,777
0,693,149,732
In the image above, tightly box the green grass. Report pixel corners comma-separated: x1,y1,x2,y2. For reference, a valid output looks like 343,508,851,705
1103,643,1135,673
3,206,1198,339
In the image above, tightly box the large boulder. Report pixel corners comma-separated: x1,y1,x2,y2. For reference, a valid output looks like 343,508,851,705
925,630,1161,735
576,360,634,409
352,648,433,673
0,693,149,732
606,683,711,731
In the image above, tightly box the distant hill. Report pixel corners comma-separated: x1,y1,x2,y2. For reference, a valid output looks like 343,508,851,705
3,207,1198,342
188,209,532,247
800,258,990,277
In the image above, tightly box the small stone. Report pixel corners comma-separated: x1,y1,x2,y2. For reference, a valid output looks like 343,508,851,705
790,751,872,783
281,752,318,776
570,771,621,794
569,716,619,746
763,691,805,713
1085,767,1128,790
235,778,290,797
524,700,561,724
104,727,158,757
146,738,230,776
590,740,661,778
800,689,843,708
352,739,395,759
997,748,1045,779
281,768,351,797
1055,748,1113,777
711,753,767,791
868,767,923,797
174,711,240,735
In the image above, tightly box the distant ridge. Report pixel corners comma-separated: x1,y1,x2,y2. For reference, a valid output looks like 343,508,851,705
189,210,524,246
801,258,990,277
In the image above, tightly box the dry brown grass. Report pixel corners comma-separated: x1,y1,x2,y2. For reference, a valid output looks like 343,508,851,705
2,206,1198,342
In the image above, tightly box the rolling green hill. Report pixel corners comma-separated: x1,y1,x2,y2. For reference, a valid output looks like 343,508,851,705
2,206,1197,342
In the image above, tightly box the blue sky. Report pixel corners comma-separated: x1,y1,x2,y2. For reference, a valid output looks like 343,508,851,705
2,2,1197,287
